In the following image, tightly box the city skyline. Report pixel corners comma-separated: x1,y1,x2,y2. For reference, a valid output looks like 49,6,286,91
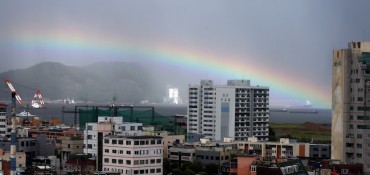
1,1,370,108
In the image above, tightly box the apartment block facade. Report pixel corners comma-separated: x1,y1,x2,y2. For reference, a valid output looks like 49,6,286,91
187,80,269,141
102,135,163,175
84,116,143,158
332,41,370,173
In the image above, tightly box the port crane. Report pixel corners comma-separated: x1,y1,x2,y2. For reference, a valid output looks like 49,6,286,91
4,79,45,108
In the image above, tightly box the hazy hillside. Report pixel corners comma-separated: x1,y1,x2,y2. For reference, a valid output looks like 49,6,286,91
0,62,165,103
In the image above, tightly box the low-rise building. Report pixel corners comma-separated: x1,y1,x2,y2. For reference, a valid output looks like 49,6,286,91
84,116,143,171
102,135,163,175
65,158,96,175
255,159,308,175
169,138,236,166
60,136,84,170
0,150,27,169
142,126,185,158
229,156,258,175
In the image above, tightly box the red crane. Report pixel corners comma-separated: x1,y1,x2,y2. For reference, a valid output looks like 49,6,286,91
4,79,45,108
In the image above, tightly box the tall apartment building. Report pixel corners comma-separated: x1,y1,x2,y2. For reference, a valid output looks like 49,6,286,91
332,41,370,173
187,80,269,141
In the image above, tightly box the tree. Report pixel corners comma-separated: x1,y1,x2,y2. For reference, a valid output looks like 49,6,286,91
188,162,204,173
183,169,195,175
163,158,171,175
269,127,277,141
171,161,179,170
181,161,192,171
172,168,183,175
205,164,219,175
198,172,208,175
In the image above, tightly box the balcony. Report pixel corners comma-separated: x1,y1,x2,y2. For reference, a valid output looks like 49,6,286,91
346,137,355,143
346,147,354,153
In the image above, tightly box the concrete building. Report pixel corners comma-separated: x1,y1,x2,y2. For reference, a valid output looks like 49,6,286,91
84,116,143,171
102,135,163,175
187,80,269,141
169,138,237,166
84,116,142,158
255,159,308,175
168,137,330,169
65,158,96,175
60,136,84,171
229,156,257,175
0,103,6,137
0,151,27,170
142,126,185,158
332,41,370,173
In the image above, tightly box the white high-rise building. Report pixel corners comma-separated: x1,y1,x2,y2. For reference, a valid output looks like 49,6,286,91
187,80,269,141
332,42,370,173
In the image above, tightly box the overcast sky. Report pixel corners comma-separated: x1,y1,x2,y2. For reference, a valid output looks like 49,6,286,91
1,1,370,107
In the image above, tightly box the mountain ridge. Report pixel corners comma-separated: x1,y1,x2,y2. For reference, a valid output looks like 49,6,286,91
0,61,165,104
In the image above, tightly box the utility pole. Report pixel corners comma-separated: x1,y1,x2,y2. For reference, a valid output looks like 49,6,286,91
10,92,17,175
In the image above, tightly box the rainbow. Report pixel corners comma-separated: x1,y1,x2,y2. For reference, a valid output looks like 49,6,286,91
3,32,331,108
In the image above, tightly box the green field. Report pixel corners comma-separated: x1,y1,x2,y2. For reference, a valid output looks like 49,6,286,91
270,123,331,143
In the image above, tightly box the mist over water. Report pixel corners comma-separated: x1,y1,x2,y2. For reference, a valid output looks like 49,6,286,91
6,103,331,125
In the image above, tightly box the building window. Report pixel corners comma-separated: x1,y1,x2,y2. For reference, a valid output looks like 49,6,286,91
104,149,109,153
251,165,256,172
357,153,362,158
126,160,131,165
104,139,109,144
130,126,135,130
118,159,123,164
127,151,131,154
156,168,161,173
341,169,349,174
104,158,109,163
157,140,162,144
112,150,117,154
87,125,93,130
112,159,116,164
156,159,161,163
112,140,117,144
126,141,131,145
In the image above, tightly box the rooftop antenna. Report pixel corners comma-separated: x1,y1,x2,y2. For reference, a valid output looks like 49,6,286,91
112,90,117,107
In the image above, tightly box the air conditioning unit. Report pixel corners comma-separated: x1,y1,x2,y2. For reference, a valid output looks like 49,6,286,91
293,165,299,172
280,167,287,175
287,166,294,174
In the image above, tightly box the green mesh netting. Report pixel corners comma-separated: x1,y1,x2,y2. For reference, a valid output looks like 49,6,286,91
77,107,186,135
